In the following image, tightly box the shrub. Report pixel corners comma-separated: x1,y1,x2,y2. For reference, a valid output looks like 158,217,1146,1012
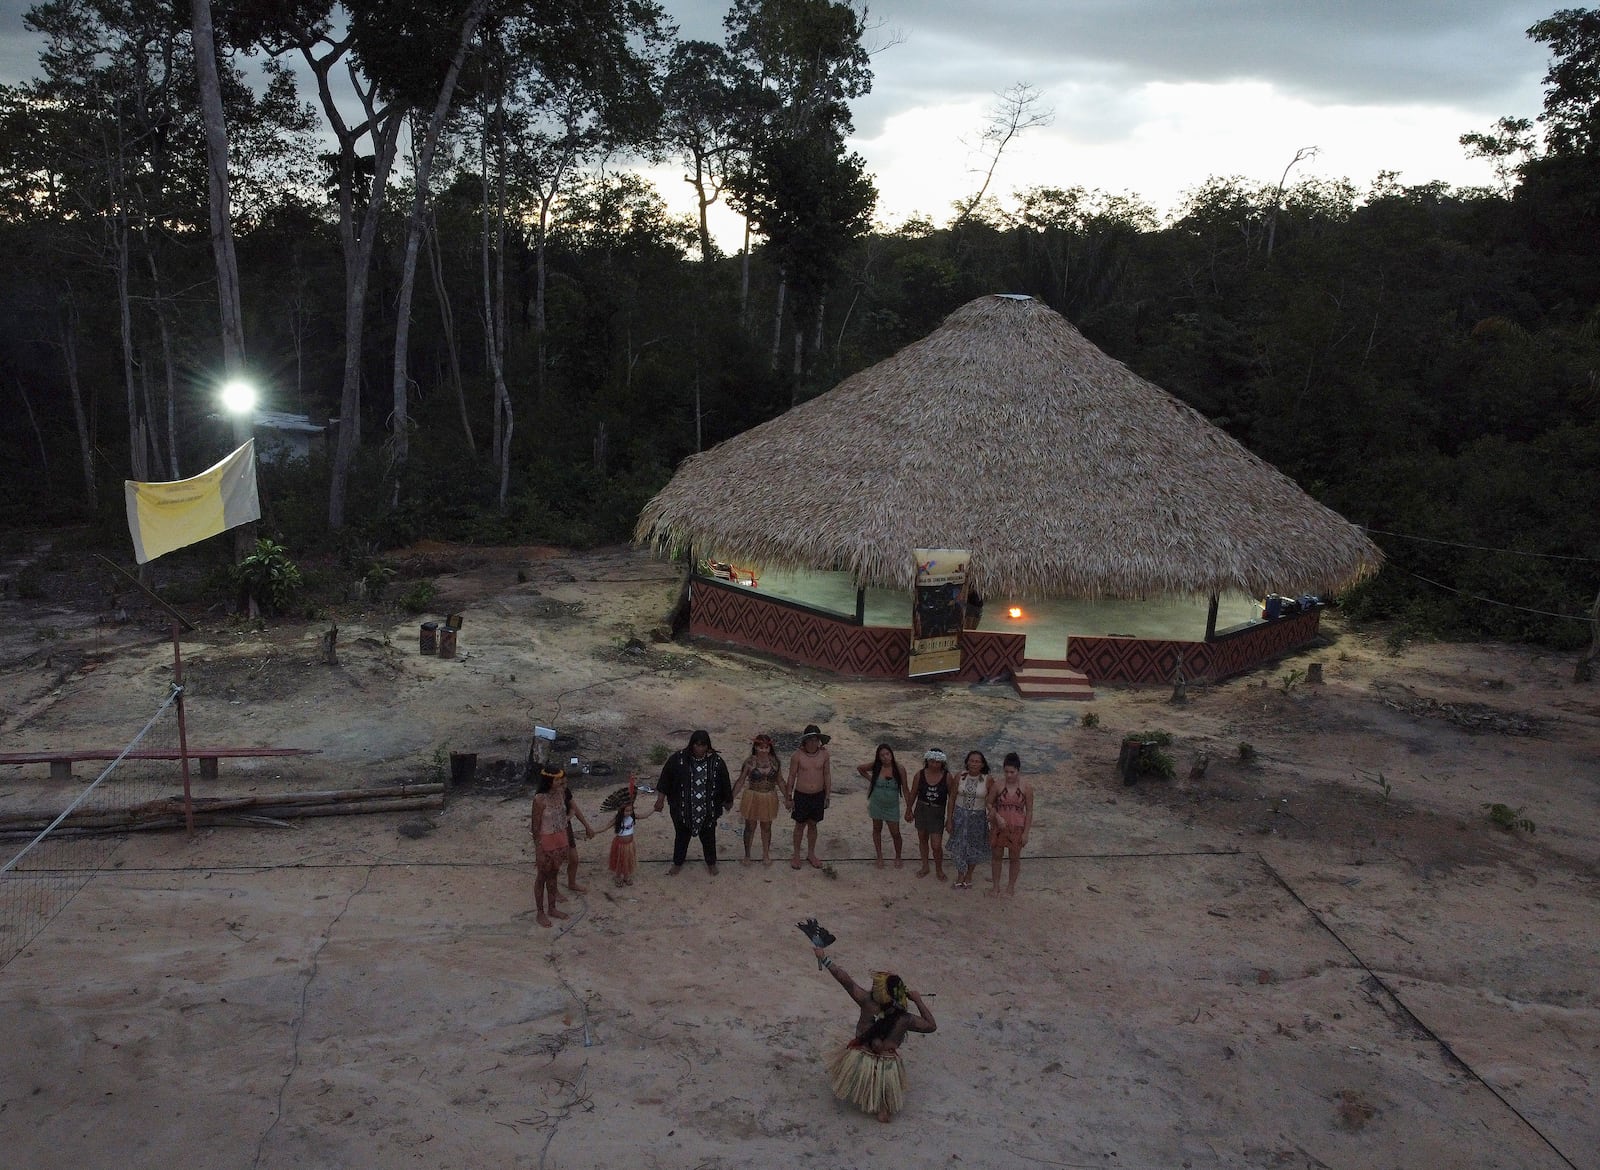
399,580,438,614
232,539,303,615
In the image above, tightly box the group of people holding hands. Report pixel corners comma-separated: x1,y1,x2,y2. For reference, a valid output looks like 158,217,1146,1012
528,723,1037,924
628,724,1036,893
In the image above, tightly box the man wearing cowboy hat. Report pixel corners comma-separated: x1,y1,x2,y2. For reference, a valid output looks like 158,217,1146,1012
787,724,832,869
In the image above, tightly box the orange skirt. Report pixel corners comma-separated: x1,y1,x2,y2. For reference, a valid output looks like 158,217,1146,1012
608,836,637,878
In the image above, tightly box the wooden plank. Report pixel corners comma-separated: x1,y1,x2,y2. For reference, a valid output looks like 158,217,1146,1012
0,748,320,764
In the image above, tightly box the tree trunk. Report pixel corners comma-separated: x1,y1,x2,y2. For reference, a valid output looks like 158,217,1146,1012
769,270,786,371
140,237,180,477
314,47,405,531
479,80,513,512
791,324,803,391
113,209,146,482
389,0,488,486
190,0,247,427
739,215,752,326
138,359,166,477
426,209,473,454
11,373,49,477
61,299,97,509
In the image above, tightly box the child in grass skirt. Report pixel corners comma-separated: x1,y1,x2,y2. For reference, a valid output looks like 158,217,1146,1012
606,783,654,885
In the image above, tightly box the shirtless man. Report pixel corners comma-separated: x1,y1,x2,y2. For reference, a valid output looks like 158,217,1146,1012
815,945,937,1122
787,724,831,869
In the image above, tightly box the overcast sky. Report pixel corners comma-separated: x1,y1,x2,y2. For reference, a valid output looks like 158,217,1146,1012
2,0,1558,238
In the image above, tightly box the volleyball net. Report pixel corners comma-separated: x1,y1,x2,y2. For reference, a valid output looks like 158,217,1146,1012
0,683,184,970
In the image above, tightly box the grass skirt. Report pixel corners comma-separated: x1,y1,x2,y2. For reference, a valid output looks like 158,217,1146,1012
826,1042,906,1117
739,788,780,823
608,836,637,878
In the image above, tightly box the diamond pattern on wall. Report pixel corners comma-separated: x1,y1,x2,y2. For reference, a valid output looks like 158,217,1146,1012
690,579,1024,681
1065,610,1321,684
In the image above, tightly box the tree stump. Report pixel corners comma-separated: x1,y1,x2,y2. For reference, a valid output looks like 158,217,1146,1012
320,623,339,665
1306,662,1324,685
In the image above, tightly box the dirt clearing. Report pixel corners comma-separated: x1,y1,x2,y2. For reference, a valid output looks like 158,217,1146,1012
1,542,1595,1169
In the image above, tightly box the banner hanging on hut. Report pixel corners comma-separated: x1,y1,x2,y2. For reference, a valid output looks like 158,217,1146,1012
910,549,968,677
124,440,260,564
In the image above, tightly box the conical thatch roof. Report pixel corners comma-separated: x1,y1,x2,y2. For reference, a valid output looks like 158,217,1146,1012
636,295,1381,599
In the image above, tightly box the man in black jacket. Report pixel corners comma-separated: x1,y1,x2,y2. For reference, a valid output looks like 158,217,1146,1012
654,729,733,874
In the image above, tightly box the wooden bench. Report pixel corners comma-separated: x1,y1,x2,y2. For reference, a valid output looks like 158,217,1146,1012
0,747,321,782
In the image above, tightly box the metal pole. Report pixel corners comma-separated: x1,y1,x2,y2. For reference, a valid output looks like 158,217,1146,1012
171,624,195,837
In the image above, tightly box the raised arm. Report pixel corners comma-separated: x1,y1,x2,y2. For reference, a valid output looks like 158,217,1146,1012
814,946,874,1010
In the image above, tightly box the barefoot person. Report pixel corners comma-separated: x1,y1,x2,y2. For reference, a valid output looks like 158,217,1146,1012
905,749,950,880
986,751,1034,895
606,785,655,887
856,744,907,868
731,734,787,865
654,730,734,875
946,750,993,890
815,945,937,1122
788,724,832,870
561,790,597,896
530,765,574,928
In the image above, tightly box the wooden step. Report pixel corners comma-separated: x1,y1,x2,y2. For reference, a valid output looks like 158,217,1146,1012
1013,660,1095,701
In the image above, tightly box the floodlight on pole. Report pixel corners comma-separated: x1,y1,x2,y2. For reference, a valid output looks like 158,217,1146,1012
220,379,257,416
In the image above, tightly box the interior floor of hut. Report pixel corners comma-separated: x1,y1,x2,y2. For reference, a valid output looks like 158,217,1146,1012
721,567,1264,657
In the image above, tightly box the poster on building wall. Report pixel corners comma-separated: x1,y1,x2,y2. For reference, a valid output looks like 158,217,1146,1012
910,549,968,677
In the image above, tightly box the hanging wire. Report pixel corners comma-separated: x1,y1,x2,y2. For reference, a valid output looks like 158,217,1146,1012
1365,527,1600,564
1403,569,1595,622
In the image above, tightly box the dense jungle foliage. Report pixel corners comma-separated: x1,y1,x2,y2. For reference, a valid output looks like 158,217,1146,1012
0,2,1596,648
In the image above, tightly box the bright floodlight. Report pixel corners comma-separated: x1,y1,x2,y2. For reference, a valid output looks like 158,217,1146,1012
220,379,257,415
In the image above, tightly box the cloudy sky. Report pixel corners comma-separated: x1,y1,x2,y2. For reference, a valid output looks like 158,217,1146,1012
661,0,1555,238
1,0,1558,237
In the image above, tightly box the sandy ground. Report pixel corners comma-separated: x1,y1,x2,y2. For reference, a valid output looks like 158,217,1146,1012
0,542,1596,1170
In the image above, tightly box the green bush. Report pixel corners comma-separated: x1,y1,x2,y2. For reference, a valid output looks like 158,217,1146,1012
232,539,303,616
399,580,438,614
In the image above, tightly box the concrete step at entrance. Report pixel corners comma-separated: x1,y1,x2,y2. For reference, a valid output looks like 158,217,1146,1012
1013,659,1095,701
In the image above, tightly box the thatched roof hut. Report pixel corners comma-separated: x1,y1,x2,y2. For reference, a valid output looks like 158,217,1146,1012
636,295,1381,599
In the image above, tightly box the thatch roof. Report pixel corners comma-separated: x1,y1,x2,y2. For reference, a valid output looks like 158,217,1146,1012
635,295,1382,599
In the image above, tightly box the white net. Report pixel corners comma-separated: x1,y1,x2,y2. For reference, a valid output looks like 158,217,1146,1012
0,683,183,970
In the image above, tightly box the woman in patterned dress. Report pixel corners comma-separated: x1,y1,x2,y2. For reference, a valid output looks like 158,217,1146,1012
945,750,993,889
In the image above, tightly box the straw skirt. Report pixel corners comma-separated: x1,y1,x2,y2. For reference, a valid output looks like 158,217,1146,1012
738,787,780,823
826,1043,906,1117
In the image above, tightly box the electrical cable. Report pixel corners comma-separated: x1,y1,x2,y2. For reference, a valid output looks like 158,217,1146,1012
1402,569,1596,622
1256,855,1580,1170
1365,527,1600,564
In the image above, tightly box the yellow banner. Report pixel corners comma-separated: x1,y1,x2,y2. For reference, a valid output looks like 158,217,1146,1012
124,440,260,564
910,548,968,677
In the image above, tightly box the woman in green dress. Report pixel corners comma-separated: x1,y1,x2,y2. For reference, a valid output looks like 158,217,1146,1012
856,744,907,867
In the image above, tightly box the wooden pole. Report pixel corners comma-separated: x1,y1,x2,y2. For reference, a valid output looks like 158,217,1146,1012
1205,593,1220,641
95,553,195,630
855,587,866,626
171,624,194,837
